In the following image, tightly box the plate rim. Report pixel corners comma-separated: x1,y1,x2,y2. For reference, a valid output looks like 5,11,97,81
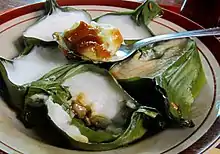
0,0,219,153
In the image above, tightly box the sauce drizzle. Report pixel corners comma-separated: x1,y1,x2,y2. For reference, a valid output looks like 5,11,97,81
64,21,111,59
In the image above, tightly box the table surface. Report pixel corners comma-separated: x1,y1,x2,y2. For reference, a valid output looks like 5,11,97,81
0,0,44,11
0,0,185,11
0,0,219,154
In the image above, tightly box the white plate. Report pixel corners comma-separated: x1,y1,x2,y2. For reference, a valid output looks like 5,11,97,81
0,1,219,154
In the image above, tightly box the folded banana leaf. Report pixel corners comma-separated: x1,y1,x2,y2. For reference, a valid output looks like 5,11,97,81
110,39,206,127
118,78,171,123
22,64,166,150
0,55,166,150
23,0,92,45
0,45,69,111
94,0,163,38
0,58,26,112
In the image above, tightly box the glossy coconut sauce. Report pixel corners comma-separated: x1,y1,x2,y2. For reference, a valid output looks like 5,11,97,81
64,21,111,59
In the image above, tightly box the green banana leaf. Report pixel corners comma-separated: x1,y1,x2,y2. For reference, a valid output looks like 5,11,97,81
118,78,172,124
131,0,163,27
0,58,26,112
110,39,206,127
7,64,164,150
156,40,206,126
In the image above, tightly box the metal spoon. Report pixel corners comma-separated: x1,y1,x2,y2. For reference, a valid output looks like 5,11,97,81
108,27,220,62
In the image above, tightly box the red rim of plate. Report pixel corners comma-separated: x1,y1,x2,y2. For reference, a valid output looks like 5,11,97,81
0,0,219,153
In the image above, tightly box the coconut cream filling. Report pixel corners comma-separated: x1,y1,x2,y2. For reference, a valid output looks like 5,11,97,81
3,46,68,85
96,15,152,39
45,96,88,143
23,10,91,42
63,71,128,121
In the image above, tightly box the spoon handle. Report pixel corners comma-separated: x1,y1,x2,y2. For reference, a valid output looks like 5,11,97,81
133,27,220,50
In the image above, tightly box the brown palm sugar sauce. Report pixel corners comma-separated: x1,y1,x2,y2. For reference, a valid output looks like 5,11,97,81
64,21,111,59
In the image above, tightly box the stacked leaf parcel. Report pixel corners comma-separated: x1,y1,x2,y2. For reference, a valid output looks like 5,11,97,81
0,0,206,151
